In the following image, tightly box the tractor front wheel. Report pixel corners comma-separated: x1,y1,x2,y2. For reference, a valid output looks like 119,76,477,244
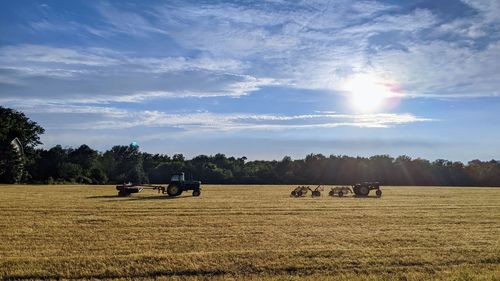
353,186,359,194
192,190,201,197
376,189,382,198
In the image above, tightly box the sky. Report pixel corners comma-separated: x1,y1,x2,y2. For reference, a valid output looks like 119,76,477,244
0,0,499,162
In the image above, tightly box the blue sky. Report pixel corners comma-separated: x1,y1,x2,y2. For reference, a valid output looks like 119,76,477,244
1,0,499,161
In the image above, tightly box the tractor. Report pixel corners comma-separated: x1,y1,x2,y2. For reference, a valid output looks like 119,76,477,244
162,172,201,197
115,172,201,197
352,182,382,197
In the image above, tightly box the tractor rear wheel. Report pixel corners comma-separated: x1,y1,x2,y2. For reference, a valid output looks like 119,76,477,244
376,189,382,198
338,191,344,197
358,185,370,196
167,184,183,197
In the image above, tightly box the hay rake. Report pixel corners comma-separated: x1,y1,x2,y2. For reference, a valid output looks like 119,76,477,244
328,186,353,197
290,185,324,197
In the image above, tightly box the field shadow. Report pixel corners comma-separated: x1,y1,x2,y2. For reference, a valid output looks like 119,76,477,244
88,194,194,202
352,195,382,199
87,195,121,199
127,194,193,201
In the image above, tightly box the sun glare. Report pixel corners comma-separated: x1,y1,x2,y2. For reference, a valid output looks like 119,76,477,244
342,73,401,113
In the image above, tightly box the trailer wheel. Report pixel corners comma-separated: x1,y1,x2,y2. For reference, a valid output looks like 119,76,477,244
329,190,335,196
312,191,321,197
192,190,201,197
338,191,344,197
118,191,130,197
376,189,382,198
167,184,183,197
297,190,303,197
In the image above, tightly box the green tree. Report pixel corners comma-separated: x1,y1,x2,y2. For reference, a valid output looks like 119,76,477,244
0,106,45,183
104,145,145,183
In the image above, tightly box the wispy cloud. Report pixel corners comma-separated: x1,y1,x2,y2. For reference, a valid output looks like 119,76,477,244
94,2,168,37
4,0,499,102
0,45,119,66
11,102,431,131
0,44,277,101
461,0,500,23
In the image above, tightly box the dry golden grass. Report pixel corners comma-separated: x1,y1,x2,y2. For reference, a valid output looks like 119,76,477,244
0,185,499,280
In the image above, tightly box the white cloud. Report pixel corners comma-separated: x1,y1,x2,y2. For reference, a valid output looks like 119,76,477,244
0,45,245,75
0,45,119,66
3,0,499,107
461,0,500,23
92,111,432,131
95,2,168,36
127,56,246,74
341,9,437,35
0,44,277,100
369,41,500,98
4,102,129,118
11,103,431,131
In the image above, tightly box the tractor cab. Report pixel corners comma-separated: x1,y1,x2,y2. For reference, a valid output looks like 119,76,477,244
170,172,185,183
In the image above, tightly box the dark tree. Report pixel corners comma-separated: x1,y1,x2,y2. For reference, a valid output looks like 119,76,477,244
3,107,500,186
0,106,45,183
103,145,146,184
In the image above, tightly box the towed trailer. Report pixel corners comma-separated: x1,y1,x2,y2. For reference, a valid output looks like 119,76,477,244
290,185,324,197
328,186,353,197
291,182,383,198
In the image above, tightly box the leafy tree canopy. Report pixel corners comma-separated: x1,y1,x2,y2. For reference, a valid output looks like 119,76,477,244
0,106,45,183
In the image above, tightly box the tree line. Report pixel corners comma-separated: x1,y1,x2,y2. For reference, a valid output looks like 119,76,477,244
1,106,500,186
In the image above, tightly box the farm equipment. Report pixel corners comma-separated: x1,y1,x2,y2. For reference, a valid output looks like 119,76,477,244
352,182,382,197
311,185,323,197
290,186,310,197
115,172,201,197
289,182,382,198
162,172,201,197
290,185,323,197
116,183,144,196
328,186,353,197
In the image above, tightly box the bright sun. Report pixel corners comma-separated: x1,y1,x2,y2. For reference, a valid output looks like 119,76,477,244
342,73,401,112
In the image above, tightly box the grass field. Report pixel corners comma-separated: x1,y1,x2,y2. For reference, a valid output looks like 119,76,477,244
0,185,499,280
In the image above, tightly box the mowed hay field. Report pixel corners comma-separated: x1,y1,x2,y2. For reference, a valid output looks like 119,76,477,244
0,185,499,281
